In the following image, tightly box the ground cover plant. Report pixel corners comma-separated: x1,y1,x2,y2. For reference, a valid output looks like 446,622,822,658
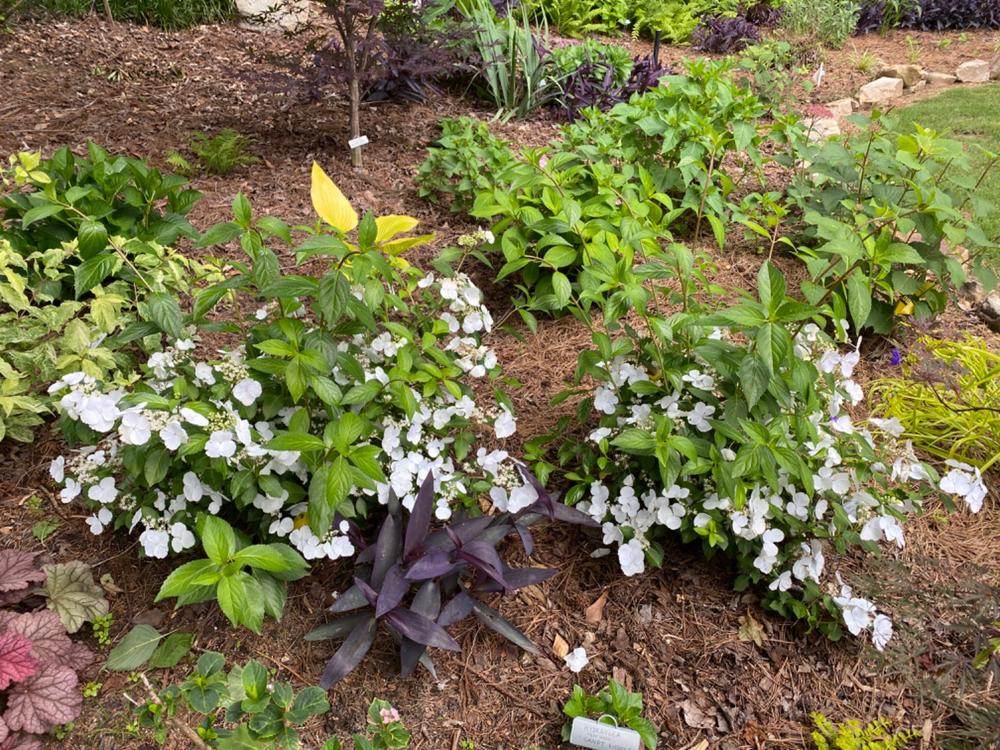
0,551,107,749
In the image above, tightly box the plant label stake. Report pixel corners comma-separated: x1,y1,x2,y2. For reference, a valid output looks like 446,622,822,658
569,716,642,750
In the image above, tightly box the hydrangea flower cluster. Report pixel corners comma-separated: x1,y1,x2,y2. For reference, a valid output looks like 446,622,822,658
49,270,533,564
571,323,987,649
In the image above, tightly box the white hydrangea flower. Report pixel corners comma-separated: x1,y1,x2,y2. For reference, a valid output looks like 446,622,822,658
494,409,516,439
160,420,189,451
140,528,171,559
618,538,645,576
49,456,65,483
205,430,237,459
87,477,118,504
233,378,263,406
871,613,893,651
119,409,152,446
564,647,588,673
169,522,196,553
86,508,113,535
593,386,618,415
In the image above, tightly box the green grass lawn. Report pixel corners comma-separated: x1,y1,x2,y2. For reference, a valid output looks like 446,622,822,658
895,84,1000,248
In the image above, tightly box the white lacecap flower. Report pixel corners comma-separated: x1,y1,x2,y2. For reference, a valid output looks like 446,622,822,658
160,420,189,451
49,456,65,483
181,407,210,427
564,647,588,673
170,522,196,552
86,508,113,535
939,460,987,513
205,430,237,459
871,613,893,651
140,528,171,559
233,378,263,406
87,476,118,504
618,538,645,576
494,409,516,439
593,386,619,415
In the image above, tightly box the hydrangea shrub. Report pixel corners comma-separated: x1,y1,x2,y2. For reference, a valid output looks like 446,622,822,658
536,260,987,648
49,166,534,565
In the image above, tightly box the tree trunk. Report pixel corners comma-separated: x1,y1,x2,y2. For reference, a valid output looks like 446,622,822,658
101,0,114,22
349,76,362,170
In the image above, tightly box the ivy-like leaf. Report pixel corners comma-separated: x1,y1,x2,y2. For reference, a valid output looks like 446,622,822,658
4,663,81,734
0,631,38,690
41,561,109,634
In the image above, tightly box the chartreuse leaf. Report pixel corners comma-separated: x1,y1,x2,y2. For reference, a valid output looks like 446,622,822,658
41,561,109,634
201,516,237,566
105,625,162,670
374,215,419,244
311,162,358,233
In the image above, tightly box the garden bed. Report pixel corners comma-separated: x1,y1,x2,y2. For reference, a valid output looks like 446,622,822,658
1,15,999,750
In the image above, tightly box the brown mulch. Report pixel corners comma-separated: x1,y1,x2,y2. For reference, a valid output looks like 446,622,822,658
1,14,999,750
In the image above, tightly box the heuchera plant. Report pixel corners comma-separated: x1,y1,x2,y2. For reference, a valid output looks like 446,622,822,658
48,165,531,570
0,551,105,750
306,471,596,686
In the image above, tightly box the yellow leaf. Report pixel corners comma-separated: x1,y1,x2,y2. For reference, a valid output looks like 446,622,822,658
310,162,357,233
375,214,420,243
894,298,914,315
380,233,435,256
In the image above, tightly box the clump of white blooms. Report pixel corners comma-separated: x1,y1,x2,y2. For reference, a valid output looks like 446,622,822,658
575,323,988,650
564,646,589,673
49,270,532,564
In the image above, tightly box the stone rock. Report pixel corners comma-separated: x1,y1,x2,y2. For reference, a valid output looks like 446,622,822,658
236,0,312,31
978,292,1000,332
991,54,1000,81
924,71,957,85
956,59,991,83
825,97,857,118
859,77,904,106
805,116,841,140
958,279,986,312
877,64,922,88
910,79,926,92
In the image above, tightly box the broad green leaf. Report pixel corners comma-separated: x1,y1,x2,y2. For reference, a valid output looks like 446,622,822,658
201,516,237,567
105,624,162,671
156,559,220,601
142,292,183,339
845,270,872,331
147,632,194,669
74,253,119,298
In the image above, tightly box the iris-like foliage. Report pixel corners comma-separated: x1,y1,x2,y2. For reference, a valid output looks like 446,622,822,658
306,470,595,686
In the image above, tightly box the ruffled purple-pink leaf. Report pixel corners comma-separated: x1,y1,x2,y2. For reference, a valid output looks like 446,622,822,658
0,551,45,594
4,663,81,734
1,731,46,750
0,632,37,690
2,612,73,665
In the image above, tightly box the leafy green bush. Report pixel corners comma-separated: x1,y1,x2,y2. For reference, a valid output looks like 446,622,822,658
155,516,309,633
524,0,623,36
780,0,861,47
870,336,1000,472
562,680,658,750
764,114,997,333
0,148,210,442
528,251,987,645
548,39,634,89
415,117,518,213
37,0,234,29
810,713,920,749
49,166,529,578
461,60,781,314
627,0,740,41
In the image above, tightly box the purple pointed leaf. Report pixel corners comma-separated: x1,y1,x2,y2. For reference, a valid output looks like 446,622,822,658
551,502,599,527
398,638,426,678
319,616,376,688
0,632,38,690
516,463,554,515
371,514,401,588
385,608,460,651
476,522,513,548
305,613,370,641
356,545,376,565
354,578,379,609
404,550,456,581
4,663,81,734
427,516,492,549
514,523,534,556
376,565,408,619
437,591,475,628
457,541,509,589
474,567,557,593
411,580,441,620
404,470,435,561
329,584,368,614
472,600,539,655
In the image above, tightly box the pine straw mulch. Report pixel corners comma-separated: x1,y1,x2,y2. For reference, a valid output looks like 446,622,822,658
1,15,999,750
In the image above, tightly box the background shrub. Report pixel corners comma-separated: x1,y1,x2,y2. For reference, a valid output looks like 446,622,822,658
781,0,861,47
856,0,1000,31
36,0,235,28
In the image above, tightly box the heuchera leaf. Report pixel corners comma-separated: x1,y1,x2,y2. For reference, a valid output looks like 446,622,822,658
4,663,81,734
0,632,38,690
2,612,73,665
41,561,109,634
0,551,46,594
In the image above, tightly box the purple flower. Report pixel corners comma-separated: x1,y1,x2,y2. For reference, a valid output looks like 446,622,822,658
890,349,902,366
